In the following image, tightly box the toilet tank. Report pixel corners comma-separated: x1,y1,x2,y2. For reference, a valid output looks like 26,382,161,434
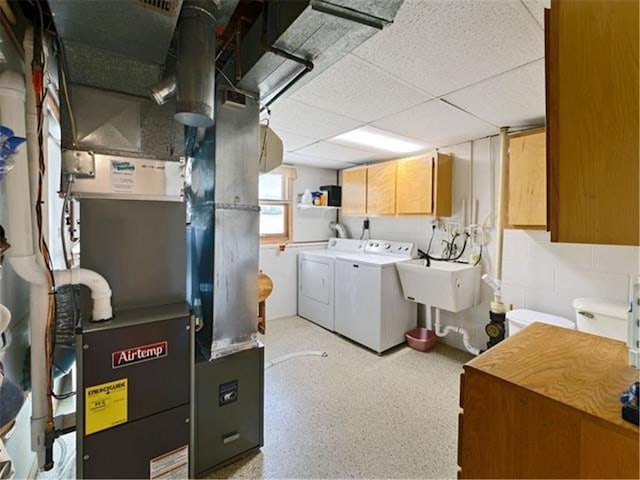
573,298,628,342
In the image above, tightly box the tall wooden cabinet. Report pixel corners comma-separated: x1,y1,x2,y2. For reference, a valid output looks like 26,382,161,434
459,323,639,479
508,128,546,228
546,0,639,245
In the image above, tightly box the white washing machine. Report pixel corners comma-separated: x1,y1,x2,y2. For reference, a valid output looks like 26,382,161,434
297,239,365,331
334,241,417,353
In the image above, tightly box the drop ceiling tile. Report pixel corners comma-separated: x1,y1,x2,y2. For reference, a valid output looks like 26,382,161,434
272,129,318,152
284,152,355,170
268,99,363,140
290,54,432,123
443,59,545,128
372,99,497,146
294,141,379,163
522,0,550,29
352,0,544,96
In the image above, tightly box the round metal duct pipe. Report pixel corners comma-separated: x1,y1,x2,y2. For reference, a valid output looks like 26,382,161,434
149,74,177,105
175,0,217,127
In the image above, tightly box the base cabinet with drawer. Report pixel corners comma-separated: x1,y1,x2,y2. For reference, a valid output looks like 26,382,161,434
458,323,639,479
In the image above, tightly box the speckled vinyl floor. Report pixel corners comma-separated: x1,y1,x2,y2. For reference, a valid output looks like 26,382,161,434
210,316,472,479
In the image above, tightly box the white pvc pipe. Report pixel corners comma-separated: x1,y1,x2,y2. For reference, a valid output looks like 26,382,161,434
0,47,49,467
433,307,481,356
54,268,112,321
29,283,49,460
0,28,112,468
24,29,43,246
493,127,509,306
0,71,33,257
9,258,112,469
11,257,113,322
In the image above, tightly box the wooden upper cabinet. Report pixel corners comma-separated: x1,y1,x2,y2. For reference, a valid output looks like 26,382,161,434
341,167,367,216
433,153,452,218
546,0,639,245
366,162,396,215
341,153,453,217
396,156,433,214
508,128,547,228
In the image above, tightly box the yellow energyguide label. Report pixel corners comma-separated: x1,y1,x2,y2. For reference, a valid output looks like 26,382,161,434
85,378,128,435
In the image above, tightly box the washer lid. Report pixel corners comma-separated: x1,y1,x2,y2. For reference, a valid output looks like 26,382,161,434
336,253,413,267
506,309,574,328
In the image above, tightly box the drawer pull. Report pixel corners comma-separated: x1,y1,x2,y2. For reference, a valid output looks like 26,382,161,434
223,432,240,444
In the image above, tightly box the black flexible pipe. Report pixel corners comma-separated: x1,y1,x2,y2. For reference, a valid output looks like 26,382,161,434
420,227,470,265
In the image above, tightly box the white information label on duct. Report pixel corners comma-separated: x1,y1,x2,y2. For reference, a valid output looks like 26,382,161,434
149,444,189,479
110,160,136,193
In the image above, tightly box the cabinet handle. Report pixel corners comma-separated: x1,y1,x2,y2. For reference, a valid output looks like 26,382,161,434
352,264,359,268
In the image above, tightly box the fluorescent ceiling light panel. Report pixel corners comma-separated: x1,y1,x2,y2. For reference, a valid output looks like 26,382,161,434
331,126,425,154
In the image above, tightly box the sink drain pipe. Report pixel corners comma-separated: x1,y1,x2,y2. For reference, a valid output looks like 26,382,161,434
432,307,481,356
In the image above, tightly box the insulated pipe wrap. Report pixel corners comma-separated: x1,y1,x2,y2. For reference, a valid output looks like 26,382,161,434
175,0,217,127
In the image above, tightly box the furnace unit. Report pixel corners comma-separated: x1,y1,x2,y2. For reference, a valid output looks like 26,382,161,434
71,163,192,478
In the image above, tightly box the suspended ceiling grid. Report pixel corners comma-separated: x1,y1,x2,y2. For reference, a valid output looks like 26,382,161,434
270,0,548,169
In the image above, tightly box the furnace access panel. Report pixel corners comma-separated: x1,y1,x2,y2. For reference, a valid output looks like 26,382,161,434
76,303,191,479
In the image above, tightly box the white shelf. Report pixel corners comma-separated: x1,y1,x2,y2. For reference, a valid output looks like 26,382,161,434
296,204,341,210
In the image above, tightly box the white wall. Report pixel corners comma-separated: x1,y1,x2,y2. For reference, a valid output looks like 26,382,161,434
260,242,326,320
291,166,339,242
502,230,638,319
341,136,639,353
260,165,338,320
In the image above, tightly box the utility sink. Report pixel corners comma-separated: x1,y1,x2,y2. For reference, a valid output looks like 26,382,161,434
396,259,481,312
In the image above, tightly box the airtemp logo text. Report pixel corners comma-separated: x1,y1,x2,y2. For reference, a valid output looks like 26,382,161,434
112,341,168,369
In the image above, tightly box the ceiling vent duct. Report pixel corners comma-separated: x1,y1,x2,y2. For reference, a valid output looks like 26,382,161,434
174,0,218,127
149,74,177,105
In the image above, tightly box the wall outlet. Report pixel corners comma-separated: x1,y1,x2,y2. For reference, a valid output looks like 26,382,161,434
447,222,463,236
468,225,487,246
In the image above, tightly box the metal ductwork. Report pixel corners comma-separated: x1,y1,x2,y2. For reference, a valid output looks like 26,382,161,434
48,0,183,66
149,74,177,105
174,0,218,127
224,0,404,108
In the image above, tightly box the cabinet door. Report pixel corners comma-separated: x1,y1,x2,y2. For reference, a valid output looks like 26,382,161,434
367,162,396,215
547,0,639,245
433,153,452,217
396,156,433,214
341,167,367,216
508,129,547,227
579,418,640,479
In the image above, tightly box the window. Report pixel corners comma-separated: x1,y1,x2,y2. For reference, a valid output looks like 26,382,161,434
259,172,291,243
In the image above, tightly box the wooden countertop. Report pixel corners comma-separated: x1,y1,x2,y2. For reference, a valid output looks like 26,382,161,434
466,322,640,433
